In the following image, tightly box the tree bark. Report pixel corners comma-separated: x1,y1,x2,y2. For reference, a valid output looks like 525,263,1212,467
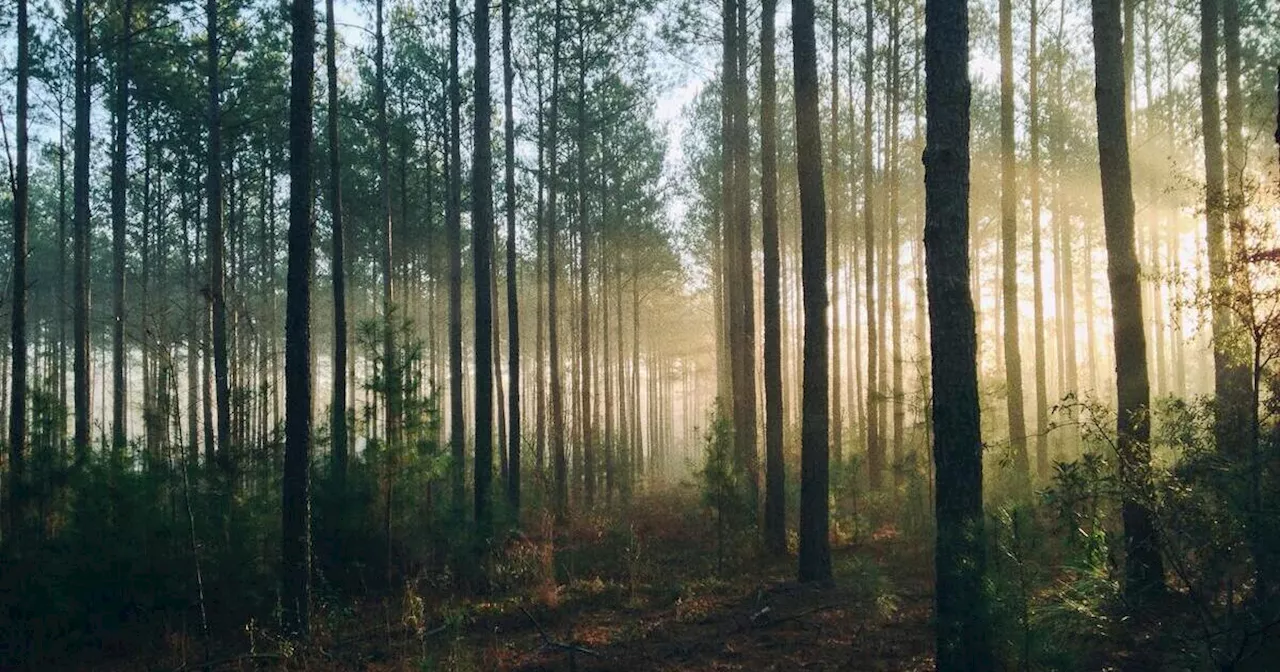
1200,0,1248,457
7,0,30,541
208,0,232,474
547,0,568,520
283,0,316,633
999,0,1030,494
924,0,994,664
111,0,133,455
1029,0,1049,482
829,0,843,467
503,0,521,516
1090,0,1165,600
793,0,831,585
73,0,92,464
863,0,881,491
761,0,786,556
448,0,466,515
326,0,348,487
473,0,496,538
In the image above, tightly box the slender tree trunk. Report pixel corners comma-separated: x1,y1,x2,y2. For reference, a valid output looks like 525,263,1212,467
326,0,348,487
73,0,91,464
503,0,521,516
208,0,232,474
575,18,595,509
547,0,568,519
829,0,843,466
863,0,881,490
1200,0,1247,456
473,0,496,539
1090,0,1165,600
889,0,904,489
999,0,1030,494
7,0,30,541
761,0,786,555
732,0,758,507
1221,0,1253,454
375,0,399,452
1029,0,1049,482
111,0,133,455
793,0,831,584
535,57,547,474
282,0,316,632
924,0,994,663
448,0,466,514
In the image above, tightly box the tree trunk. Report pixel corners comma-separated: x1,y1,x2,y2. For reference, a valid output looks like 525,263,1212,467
375,0,399,453
73,0,91,464
889,0,904,489
793,0,831,585
761,0,786,556
999,0,1030,494
111,0,133,455
208,0,232,474
829,0,843,467
7,0,30,541
282,0,316,633
448,0,466,515
1029,0,1049,482
1200,0,1248,456
326,0,348,487
473,0,496,539
1089,0,1165,600
547,0,568,519
1221,0,1253,454
863,0,881,490
576,18,595,509
503,0,521,516
925,0,994,664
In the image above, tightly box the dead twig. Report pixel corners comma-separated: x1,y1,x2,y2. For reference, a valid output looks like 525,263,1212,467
519,606,606,660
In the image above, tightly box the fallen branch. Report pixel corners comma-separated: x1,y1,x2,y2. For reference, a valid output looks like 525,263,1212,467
519,606,606,660
749,603,840,630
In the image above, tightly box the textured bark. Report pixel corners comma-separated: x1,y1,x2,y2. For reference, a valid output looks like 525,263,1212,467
7,0,30,541
888,0,903,489
503,0,521,515
924,0,993,664
1222,0,1254,453
760,0,786,556
111,0,133,455
207,0,232,474
73,0,91,462
473,0,496,538
448,0,466,514
325,0,348,485
547,0,568,519
829,0,843,466
575,17,594,508
999,0,1030,493
1200,0,1248,456
1090,0,1165,600
793,0,831,585
282,0,316,633
375,0,399,452
1029,0,1049,481
863,0,881,490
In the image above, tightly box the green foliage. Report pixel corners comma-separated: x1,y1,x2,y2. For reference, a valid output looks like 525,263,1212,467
695,406,755,575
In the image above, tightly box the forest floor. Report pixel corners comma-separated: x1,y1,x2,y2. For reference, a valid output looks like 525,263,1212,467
108,489,938,672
